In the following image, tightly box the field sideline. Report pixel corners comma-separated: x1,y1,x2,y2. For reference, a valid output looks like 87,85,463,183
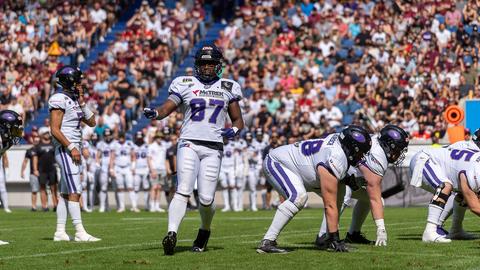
0,208,479,269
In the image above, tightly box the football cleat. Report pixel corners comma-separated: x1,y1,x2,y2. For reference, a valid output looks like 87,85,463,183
156,207,166,213
256,239,288,254
221,207,231,212
344,231,375,245
422,229,451,243
131,207,141,213
436,226,448,236
0,240,8,245
4,208,11,213
74,233,101,242
192,229,210,252
162,231,177,256
53,232,72,242
447,230,479,240
314,233,329,250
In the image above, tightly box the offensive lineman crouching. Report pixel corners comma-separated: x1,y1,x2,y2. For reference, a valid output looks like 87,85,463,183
49,65,100,242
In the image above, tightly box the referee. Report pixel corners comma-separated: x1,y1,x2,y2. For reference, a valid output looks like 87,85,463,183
33,128,58,211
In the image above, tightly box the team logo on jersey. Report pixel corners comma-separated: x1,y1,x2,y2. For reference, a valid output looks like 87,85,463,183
182,78,192,83
193,90,200,96
221,81,233,92
192,89,224,98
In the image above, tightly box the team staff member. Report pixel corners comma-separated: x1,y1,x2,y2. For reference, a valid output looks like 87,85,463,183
22,133,41,211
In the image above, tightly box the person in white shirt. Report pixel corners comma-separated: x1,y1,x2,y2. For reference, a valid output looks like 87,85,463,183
321,102,343,129
90,2,107,39
148,132,171,212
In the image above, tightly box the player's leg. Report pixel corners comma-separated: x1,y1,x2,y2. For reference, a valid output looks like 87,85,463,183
115,168,126,212
53,148,71,241
192,146,222,253
142,174,151,211
447,194,479,239
98,171,108,212
345,188,374,244
220,170,230,212
81,171,91,212
0,169,10,213
247,170,258,211
30,175,40,211
156,170,167,212
258,156,308,253
420,160,453,243
49,171,59,211
39,173,49,211
228,171,238,212
149,179,158,212
126,171,138,212
236,173,245,211
87,170,97,211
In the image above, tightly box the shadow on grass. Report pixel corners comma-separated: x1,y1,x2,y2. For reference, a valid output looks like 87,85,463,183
396,236,422,241
41,237,53,241
133,245,224,254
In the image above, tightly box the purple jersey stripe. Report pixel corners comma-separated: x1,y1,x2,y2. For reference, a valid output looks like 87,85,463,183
424,161,442,186
58,148,74,193
273,160,297,203
423,170,438,188
169,92,183,102
61,147,77,193
266,156,290,198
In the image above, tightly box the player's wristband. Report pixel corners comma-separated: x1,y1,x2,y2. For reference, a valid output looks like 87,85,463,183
81,104,94,120
67,144,77,152
375,219,385,230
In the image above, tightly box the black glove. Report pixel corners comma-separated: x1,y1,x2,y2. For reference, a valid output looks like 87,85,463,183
342,174,360,191
326,231,348,252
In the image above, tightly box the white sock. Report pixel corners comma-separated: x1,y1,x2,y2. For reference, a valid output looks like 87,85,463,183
149,200,155,211
231,188,238,210
167,194,189,232
118,191,125,209
237,188,244,210
439,196,454,225
450,200,467,233
129,191,137,209
349,201,370,234
264,200,299,241
222,189,230,209
68,201,86,234
199,203,216,231
56,197,68,233
99,191,107,210
156,200,161,210
82,191,88,210
427,203,444,226
0,191,8,209
89,187,94,209
250,190,257,209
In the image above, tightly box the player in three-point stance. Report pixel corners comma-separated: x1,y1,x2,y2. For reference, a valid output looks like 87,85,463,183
410,129,480,243
316,125,409,247
257,126,372,253
0,110,24,245
49,65,100,242
144,44,244,255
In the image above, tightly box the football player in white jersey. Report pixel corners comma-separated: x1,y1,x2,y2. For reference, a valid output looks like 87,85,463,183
144,45,244,255
49,65,100,242
96,128,114,212
410,142,480,243
147,131,170,212
84,133,99,212
0,110,23,245
253,129,269,209
233,135,248,211
243,132,261,211
110,132,138,213
316,125,409,247
81,141,92,213
133,131,150,211
220,140,237,212
256,126,371,253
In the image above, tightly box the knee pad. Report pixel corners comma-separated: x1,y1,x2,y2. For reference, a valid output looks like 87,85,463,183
199,193,214,206
292,192,308,210
173,192,190,203
278,200,300,218
431,183,451,208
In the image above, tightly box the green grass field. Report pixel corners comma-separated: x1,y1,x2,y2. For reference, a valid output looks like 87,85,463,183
0,207,479,270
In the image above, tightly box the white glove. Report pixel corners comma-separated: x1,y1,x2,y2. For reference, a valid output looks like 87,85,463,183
375,219,387,246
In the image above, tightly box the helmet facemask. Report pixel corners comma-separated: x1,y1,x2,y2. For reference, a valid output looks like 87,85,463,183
195,59,223,83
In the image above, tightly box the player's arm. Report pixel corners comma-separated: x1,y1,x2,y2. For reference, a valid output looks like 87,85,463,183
144,99,178,120
32,154,39,177
130,148,136,173
318,166,339,235
21,153,28,179
165,159,171,175
3,153,9,179
359,165,387,246
222,101,244,139
459,172,480,216
96,149,101,167
78,85,96,127
109,149,115,177
51,109,82,165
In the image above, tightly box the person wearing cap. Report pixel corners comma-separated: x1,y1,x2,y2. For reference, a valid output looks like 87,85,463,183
32,128,58,212
147,131,171,212
22,132,41,211
109,132,138,213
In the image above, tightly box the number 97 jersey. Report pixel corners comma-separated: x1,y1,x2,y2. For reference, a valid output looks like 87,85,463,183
268,133,349,190
167,76,242,143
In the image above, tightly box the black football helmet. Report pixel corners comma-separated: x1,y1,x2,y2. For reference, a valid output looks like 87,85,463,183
339,125,372,167
194,44,224,83
135,131,144,146
378,124,409,165
104,128,113,143
0,110,23,145
473,128,480,148
55,65,83,96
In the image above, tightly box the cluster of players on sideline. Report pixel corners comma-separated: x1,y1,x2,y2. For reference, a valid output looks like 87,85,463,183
0,45,479,255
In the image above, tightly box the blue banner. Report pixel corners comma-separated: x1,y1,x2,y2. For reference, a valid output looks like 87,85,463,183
466,100,480,132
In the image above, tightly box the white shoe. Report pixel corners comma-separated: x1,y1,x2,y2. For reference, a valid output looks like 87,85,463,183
221,207,231,212
4,208,11,213
156,207,165,213
99,208,105,213
251,207,258,212
83,208,92,213
0,240,9,245
447,230,479,240
130,207,140,213
53,232,71,242
74,232,101,242
422,229,452,243
117,207,125,213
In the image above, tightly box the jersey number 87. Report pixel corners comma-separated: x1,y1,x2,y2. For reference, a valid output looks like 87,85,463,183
190,98,224,124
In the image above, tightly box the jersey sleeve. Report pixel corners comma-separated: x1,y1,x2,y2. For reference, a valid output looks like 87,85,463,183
48,93,66,111
167,77,188,105
314,145,348,180
360,152,387,177
465,160,480,193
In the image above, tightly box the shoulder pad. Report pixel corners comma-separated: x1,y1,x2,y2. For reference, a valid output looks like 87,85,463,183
220,80,234,92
